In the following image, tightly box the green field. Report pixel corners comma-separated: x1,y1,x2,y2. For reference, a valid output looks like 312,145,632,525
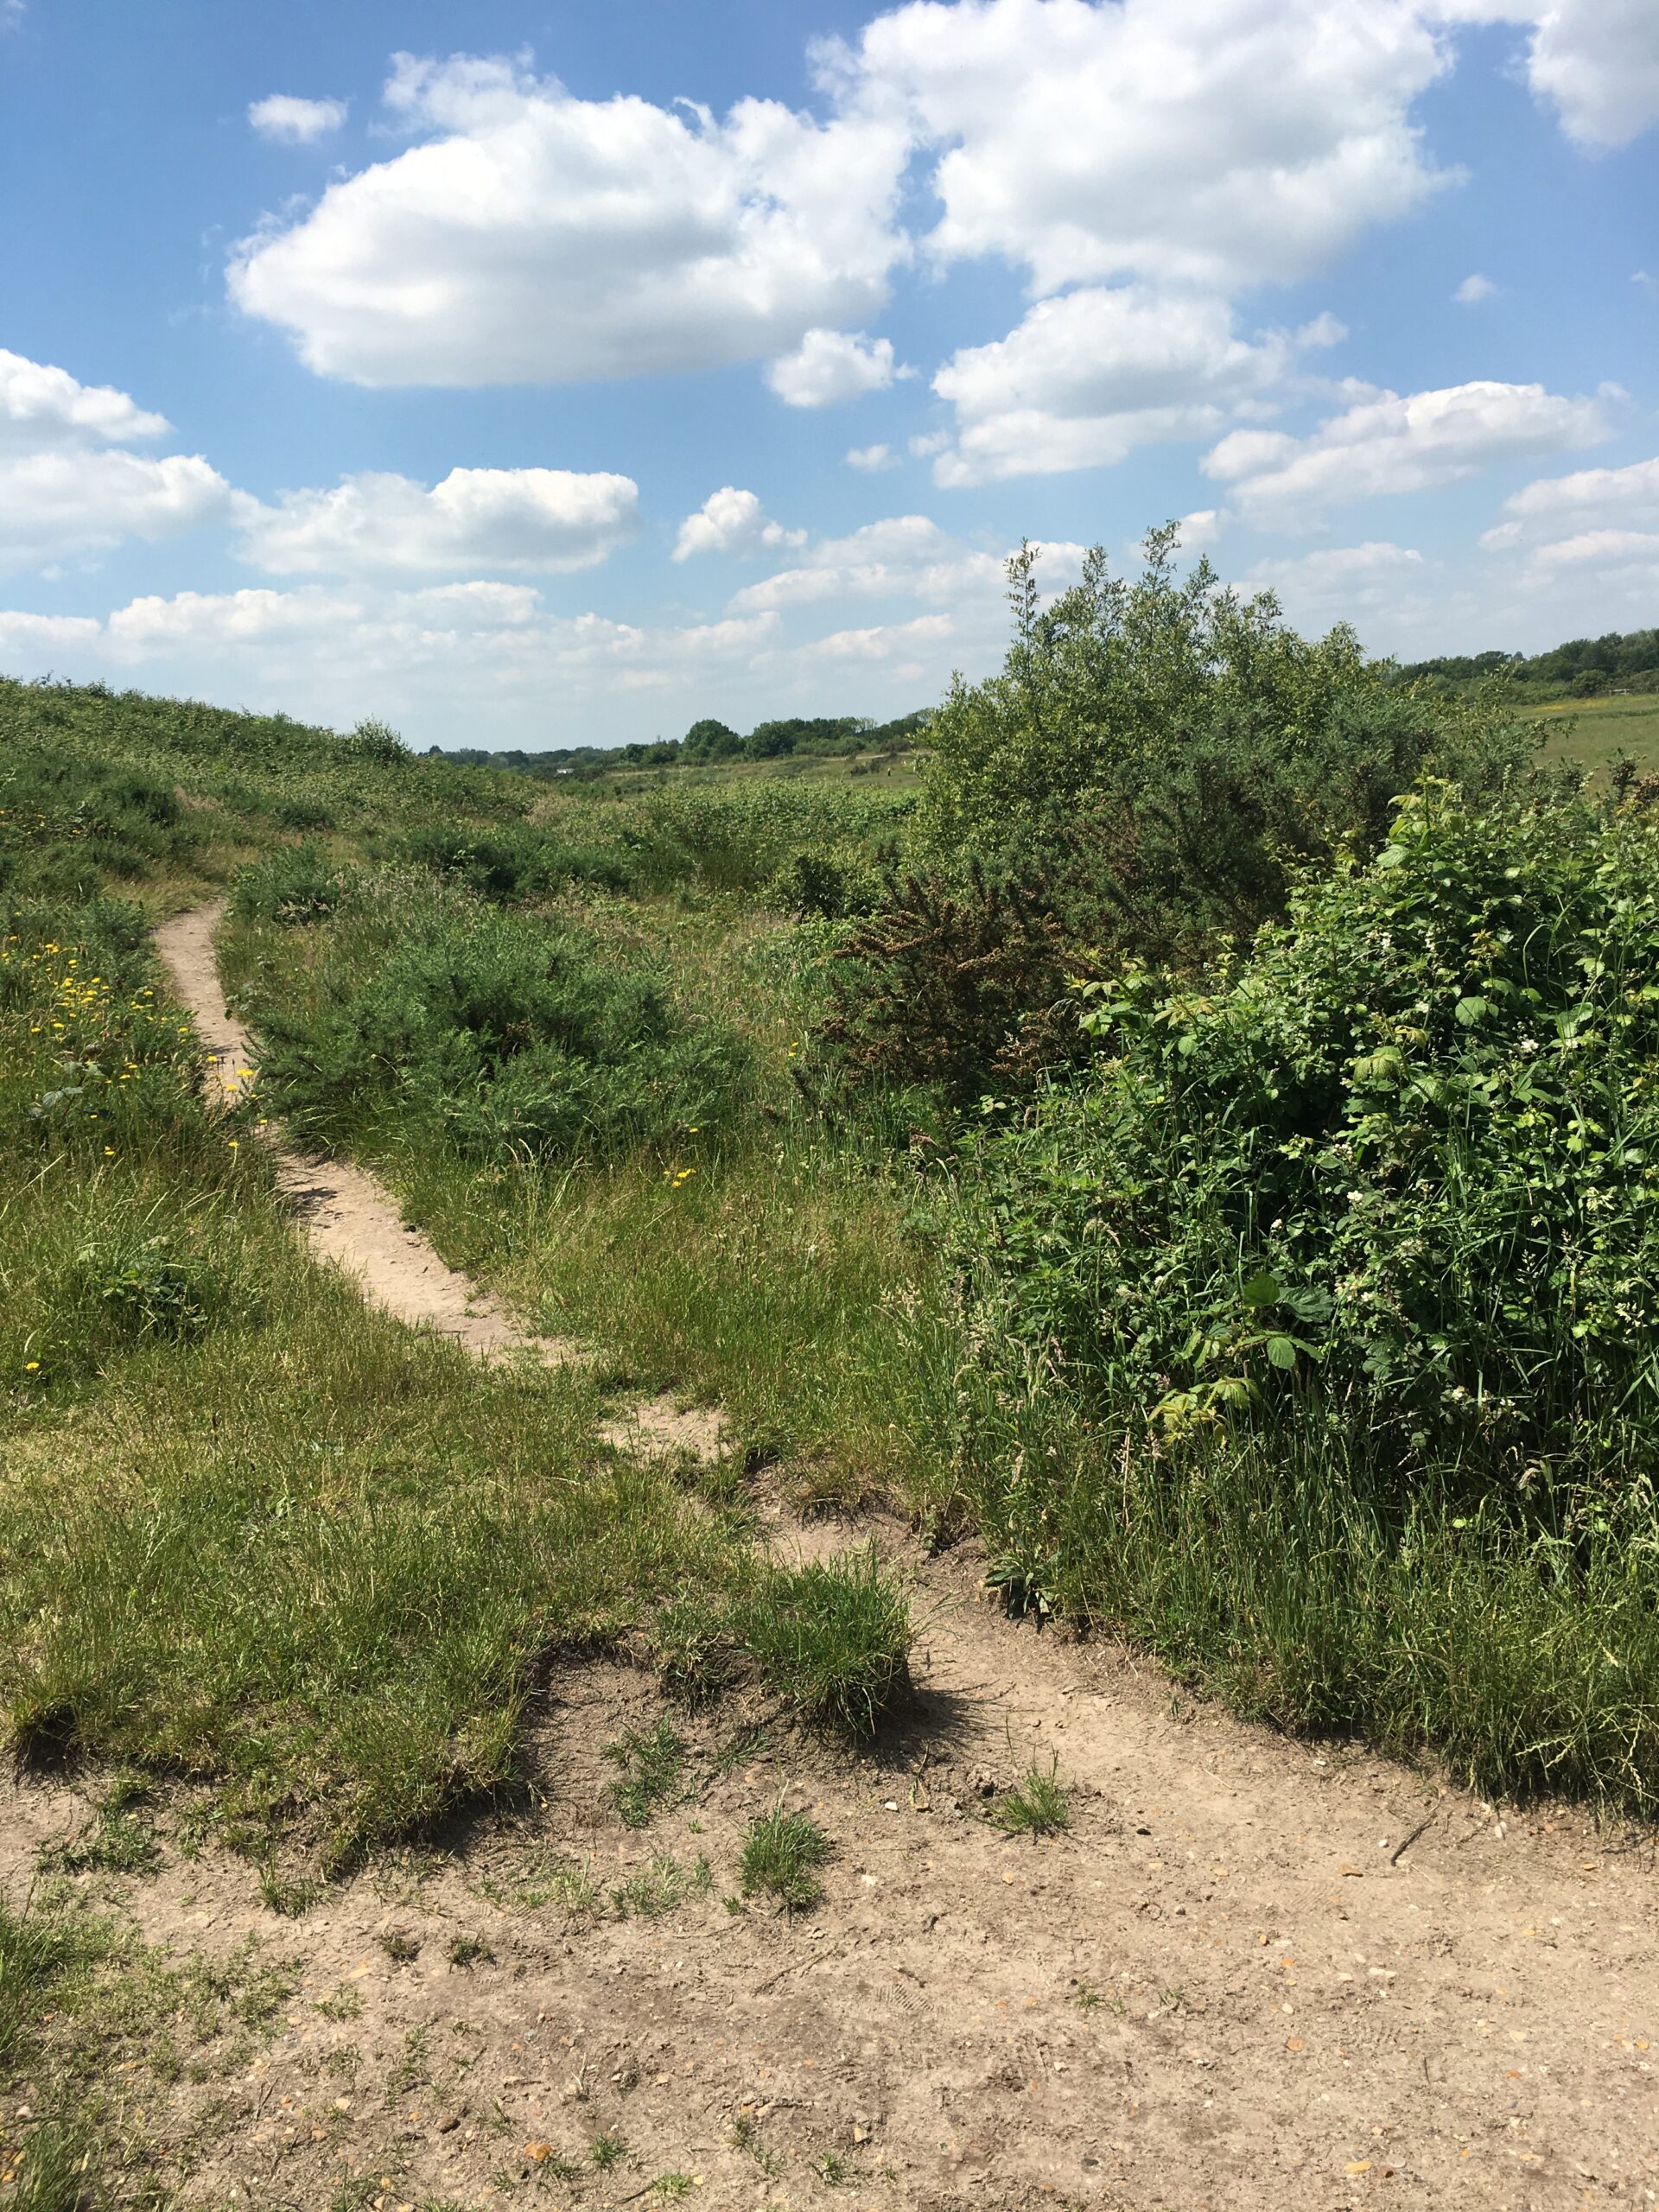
1529,689,1659,776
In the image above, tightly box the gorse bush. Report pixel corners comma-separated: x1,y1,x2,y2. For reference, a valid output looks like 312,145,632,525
0,737,199,898
813,860,1094,1108
250,897,752,1163
390,822,637,900
229,842,354,925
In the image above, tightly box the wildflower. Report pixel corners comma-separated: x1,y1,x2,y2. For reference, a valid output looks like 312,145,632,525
24,1362,40,1372
103,1147,115,1157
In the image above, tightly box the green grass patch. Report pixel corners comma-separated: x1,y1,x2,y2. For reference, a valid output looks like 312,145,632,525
605,1719,687,1828
741,1809,832,1910
741,1548,912,1738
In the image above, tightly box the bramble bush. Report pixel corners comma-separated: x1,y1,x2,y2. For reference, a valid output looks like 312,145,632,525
959,779,1659,1506
939,777,1659,1802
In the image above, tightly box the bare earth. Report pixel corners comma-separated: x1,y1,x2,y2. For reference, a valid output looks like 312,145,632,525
16,906,1653,2209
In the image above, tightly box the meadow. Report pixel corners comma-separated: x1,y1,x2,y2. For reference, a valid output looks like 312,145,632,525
7,571,1659,2200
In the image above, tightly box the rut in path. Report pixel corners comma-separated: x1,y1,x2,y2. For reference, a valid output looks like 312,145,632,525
151,900,721,1453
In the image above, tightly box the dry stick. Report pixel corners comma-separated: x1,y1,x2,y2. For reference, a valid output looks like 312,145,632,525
1389,1809,1439,1866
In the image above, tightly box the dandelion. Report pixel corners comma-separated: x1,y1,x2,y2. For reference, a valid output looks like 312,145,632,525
24,1362,40,1372
226,1139,239,1150
103,1147,115,1157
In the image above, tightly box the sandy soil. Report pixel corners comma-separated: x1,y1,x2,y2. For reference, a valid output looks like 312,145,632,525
8,1511,1657,2210
22,902,1649,2209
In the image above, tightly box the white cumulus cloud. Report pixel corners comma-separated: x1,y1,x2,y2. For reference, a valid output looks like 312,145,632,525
0,347,169,454
729,516,1085,613
929,288,1343,486
846,442,899,472
230,51,911,387
248,94,349,144
672,487,806,562
1455,272,1497,303
0,350,229,570
766,328,906,406
238,466,639,575
1205,378,1616,527
1482,454,1659,547
1431,1,1659,148
822,0,1456,296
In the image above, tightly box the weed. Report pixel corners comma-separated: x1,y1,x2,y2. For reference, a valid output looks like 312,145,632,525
379,1927,421,1964
591,2133,626,2170
993,1759,1070,1839
476,1853,601,1919
389,2024,431,2096
741,1808,831,1910
41,1814,159,1882
314,1984,364,2023
605,1719,687,1828
741,1548,912,1738
448,1935,495,1967
818,2150,850,2182
258,1863,321,1917
709,1722,769,1781
652,2177,695,2201
610,1853,712,1920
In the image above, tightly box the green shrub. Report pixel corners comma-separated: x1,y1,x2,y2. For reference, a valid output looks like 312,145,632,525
962,780,1659,1504
812,861,1093,1106
251,903,752,1163
229,845,353,925
944,778,1659,1806
814,526,1534,1105
741,1548,911,1736
391,823,635,899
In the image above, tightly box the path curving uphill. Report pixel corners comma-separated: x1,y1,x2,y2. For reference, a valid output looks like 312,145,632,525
154,900,580,1362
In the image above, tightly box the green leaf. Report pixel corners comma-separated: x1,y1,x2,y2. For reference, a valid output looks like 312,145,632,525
1265,1336,1298,1370
1239,1270,1280,1309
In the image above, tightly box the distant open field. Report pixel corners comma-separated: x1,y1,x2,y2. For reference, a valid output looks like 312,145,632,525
589,744,926,797
1529,689,1659,778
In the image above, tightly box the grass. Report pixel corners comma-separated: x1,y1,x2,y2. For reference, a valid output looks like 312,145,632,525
590,2133,626,2170
0,1886,304,2206
741,1808,832,1910
605,1719,687,1828
993,1759,1070,1839
741,1548,913,1738
1529,689,1659,779
609,1851,712,1920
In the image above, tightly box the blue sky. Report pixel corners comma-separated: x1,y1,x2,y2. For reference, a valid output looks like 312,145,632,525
1,0,1655,747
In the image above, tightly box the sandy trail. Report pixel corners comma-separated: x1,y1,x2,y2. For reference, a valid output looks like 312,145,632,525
152,899,719,1450
101,899,1659,2208
7,1519,1658,2209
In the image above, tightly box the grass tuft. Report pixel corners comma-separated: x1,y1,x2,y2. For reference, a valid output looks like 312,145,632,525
741,1808,832,1910
741,1548,912,1738
993,1758,1070,1839
604,1719,687,1828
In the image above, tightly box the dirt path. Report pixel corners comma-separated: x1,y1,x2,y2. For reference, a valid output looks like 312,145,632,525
9,1516,1657,2209
104,901,1659,2208
152,901,718,1451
